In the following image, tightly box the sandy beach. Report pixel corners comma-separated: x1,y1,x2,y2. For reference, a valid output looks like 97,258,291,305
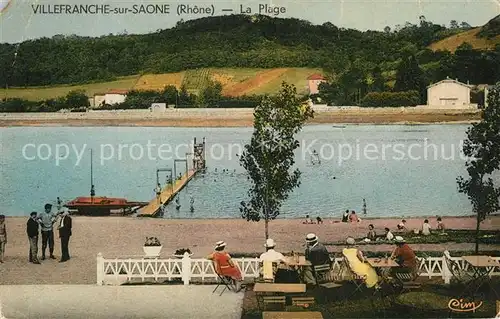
0,215,498,285
0,108,481,127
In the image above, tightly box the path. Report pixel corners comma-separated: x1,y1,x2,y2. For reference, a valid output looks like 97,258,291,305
0,285,243,319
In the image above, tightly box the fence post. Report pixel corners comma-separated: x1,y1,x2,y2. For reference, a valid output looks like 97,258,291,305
182,252,191,285
441,255,451,284
96,252,104,286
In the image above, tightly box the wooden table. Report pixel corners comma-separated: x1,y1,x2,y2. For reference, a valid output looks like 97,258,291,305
254,283,306,293
262,311,323,319
461,255,499,299
462,255,499,268
283,256,312,267
367,258,399,268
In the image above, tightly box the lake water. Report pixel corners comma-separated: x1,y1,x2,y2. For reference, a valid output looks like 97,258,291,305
0,124,479,218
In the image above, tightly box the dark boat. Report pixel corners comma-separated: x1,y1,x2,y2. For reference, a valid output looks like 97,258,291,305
64,149,147,216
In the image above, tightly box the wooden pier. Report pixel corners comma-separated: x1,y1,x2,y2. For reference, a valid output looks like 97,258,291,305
137,137,206,217
137,169,197,217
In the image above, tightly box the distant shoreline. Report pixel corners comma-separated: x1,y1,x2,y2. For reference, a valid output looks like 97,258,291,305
0,108,481,127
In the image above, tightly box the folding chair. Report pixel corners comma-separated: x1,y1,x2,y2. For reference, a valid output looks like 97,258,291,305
394,258,423,293
263,261,275,283
339,257,366,296
212,261,236,296
314,263,342,289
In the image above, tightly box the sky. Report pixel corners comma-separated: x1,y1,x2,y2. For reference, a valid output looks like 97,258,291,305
0,0,499,43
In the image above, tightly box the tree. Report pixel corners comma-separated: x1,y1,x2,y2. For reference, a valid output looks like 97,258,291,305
384,26,391,33
65,90,89,108
201,80,223,107
239,82,314,239
457,83,500,254
450,20,459,29
460,21,472,29
394,55,428,103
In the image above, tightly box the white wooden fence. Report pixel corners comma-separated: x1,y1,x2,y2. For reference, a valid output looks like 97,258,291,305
96,253,500,286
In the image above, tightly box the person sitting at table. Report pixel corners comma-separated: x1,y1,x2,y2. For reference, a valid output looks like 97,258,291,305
342,237,379,288
390,236,417,274
206,241,243,292
302,233,331,285
260,238,286,263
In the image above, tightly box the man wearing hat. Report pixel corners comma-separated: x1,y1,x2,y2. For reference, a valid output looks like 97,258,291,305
303,233,331,285
390,236,417,271
37,203,58,260
259,239,286,263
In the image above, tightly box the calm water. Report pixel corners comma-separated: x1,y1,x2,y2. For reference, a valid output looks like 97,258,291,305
0,124,478,218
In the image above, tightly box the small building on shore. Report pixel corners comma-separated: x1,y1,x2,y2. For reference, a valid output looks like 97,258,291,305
104,90,128,105
149,103,167,112
307,74,326,95
426,78,477,109
90,93,106,108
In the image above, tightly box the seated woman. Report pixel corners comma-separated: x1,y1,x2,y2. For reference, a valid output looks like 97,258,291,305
437,217,445,232
421,219,431,236
206,241,243,292
390,236,417,274
342,237,379,288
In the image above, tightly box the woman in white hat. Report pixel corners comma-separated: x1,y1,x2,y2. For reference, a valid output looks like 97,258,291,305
206,241,243,292
390,236,417,270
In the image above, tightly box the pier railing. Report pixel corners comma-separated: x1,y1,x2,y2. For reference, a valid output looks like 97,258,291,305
96,253,500,286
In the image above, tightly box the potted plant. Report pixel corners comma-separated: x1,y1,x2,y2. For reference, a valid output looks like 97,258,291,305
173,248,193,258
143,237,162,257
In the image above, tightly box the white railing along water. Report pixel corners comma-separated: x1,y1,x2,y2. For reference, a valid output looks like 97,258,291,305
96,253,500,286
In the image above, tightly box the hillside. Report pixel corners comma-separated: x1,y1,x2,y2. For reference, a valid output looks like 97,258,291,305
429,15,500,52
0,68,321,101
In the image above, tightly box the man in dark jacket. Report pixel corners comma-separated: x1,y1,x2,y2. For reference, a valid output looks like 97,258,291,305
303,233,331,285
27,212,40,264
58,209,72,262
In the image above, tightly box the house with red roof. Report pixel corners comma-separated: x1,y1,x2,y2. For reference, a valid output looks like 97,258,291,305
307,74,326,94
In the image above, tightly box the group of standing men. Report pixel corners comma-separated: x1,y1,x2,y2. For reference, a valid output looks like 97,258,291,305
26,203,72,264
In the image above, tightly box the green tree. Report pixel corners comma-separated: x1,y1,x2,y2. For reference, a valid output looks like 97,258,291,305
457,83,500,254
161,85,178,105
65,90,89,108
394,55,427,103
201,80,223,107
239,82,314,239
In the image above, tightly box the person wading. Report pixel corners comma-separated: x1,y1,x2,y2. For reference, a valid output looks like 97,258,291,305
38,203,57,260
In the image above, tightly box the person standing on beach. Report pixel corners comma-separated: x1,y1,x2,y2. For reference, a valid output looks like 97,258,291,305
0,215,6,263
38,203,57,260
27,212,40,264
58,209,72,263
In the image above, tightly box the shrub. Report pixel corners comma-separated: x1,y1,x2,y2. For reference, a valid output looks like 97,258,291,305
361,90,420,107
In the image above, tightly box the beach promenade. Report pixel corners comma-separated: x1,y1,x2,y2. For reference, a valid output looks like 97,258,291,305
0,216,498,285
0,285,243,319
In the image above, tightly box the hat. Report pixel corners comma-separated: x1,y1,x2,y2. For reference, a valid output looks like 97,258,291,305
215,241,226,249
264,238,276,248
346,237,356,245
305,233,318,243
395,236,405,243
44,203,52,210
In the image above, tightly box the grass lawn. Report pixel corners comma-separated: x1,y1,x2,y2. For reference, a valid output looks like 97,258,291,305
0,68,323,101
429,28,500,53
242,280,500,318
0,76,140,101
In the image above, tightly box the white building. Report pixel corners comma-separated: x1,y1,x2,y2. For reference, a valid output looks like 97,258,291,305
307,74,326,95
90,93,106,108
149,103,167,112
426,78,477,109
104,90,128,105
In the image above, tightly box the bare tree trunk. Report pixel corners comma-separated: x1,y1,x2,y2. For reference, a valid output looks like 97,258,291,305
265,218,269,240
475,214,481,254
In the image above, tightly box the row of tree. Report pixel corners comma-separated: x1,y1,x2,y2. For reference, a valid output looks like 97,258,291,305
1,15,499,88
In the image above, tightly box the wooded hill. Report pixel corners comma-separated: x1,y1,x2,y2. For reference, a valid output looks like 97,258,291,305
1,14,499,90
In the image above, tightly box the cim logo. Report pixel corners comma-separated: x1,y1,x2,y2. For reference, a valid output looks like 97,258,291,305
0,0,12,13
448,298,483,313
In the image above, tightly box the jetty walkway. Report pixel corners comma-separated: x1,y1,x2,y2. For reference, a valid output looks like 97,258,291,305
137,169,197,217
